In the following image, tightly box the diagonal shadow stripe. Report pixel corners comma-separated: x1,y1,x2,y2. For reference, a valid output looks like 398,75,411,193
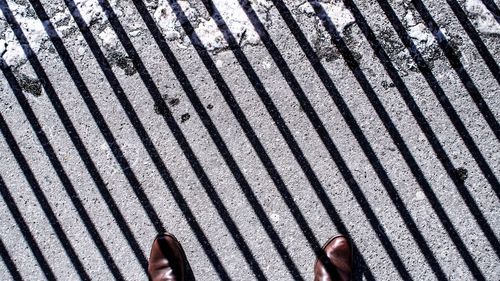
91,0,307,280
139,0,373,279
0,174,55,280
48,3,232,278
124,0,373,278
410,0,500,138
315,0,500,256
2,62,125,279
226,0,450,279
0,111,91,280
0,237,23,280
162,0,412,279
372,0,500,200
169,0,418,279
0,38,124,280
267,0,493,279
274,0,494,272
217,0,443,279
165,1,377,279
55,0,266,279
328,0,500,261
479,0,500,24
0,0,153,273
204,0,412,279
362,0,500,258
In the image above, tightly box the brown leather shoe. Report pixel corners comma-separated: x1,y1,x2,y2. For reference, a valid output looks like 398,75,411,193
148,233,192,281
314,235,353,281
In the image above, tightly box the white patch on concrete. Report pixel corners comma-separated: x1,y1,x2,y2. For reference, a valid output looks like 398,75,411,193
0,0,121,67
154,0,198,41
198,0,274,50
465,0,500,35
215,58,223,68
316,0,355,36
71,0,121,52
100,142,108,150
262,58,272,69
415,190,425,201
270,213,280,222
297,1,315,15
77,46,86,56
153,0,273,51
74,0,119,25
98,26,119,50
298,0,355,36
404,9,448,50
129,29,141,37
408,23,436,48
0,2,47,66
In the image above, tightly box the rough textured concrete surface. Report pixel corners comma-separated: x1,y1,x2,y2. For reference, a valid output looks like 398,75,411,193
0,0,499,280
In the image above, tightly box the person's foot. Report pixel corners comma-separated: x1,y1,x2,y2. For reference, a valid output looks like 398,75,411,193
314,235,353,281
148,233,188,281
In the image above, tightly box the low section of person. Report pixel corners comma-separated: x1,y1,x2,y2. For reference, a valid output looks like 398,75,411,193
148,233,192,281
313,235,353,281
148,233,353,281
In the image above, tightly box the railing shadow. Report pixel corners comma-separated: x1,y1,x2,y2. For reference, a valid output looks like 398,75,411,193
110,0,371,278
0,174,55,280
341,0,500,257
479,0,500,24
7,0,251,279
0,227,23,280
0,112,90,279
167,0,413,279
235,0,450,278
0,58,124,279
267,0,497,279
332,0,500,258
411,0,500,137
269,0,497,278
240,0,452,278
34,0,288,279
2,0,497,279
0,0,155,274
82,0,308,278
371,0,500,197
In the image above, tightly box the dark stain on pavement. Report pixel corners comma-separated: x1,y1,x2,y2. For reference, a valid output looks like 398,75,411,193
109,52,136,76
453,167,468,183
18,74,42,97
181,113,190,123
168,98,180,106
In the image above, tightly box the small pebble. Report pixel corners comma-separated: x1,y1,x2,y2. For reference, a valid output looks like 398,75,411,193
415,191,425,201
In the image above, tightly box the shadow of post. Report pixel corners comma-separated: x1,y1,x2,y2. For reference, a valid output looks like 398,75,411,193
63,0,277,279
168,0,415,279
479,0,500,24
0,237,23,280
369,0,500,197
330,0,500,260
0,58,124,278
1,0,162,274
0,112,90,280
266,0,495,279
0,173,55,280
410,0,500,137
